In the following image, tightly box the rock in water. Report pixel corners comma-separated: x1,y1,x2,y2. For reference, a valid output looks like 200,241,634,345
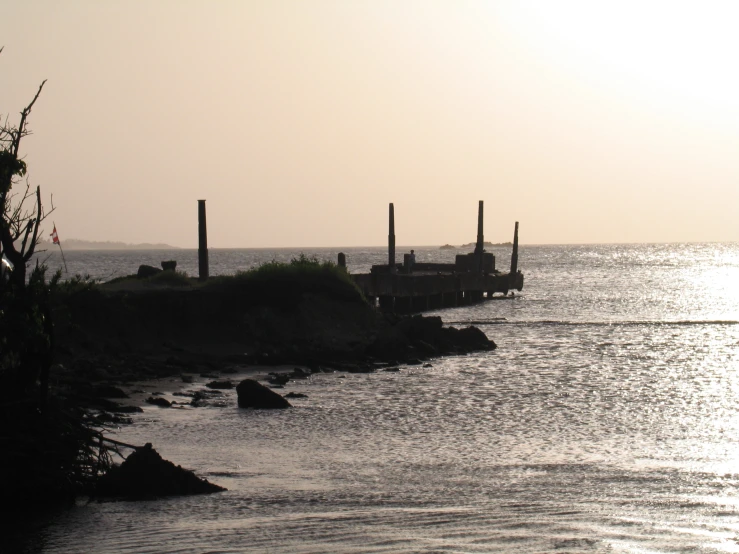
452,326,497,351
146,396,172,407
96,443,226,498
236,378,292,409
137,264,162,278
206,380,234,389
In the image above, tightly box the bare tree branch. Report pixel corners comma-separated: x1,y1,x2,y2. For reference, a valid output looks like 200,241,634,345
24,185,43,260
20,217,34,256
1,66,48,285
11,80,47,160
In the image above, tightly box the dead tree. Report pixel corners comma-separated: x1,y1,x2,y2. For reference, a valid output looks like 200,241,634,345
1,49,51,288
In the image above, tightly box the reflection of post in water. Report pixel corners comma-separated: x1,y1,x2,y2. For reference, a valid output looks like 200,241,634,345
198,199,208,281
388,202,395,270
474,200,484,272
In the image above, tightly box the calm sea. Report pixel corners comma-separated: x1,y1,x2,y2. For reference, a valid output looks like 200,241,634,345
25,243,739,553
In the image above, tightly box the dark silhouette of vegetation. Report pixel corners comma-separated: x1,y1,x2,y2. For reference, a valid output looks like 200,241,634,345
0,52,117,510
207,254,365,307
104,254,366,306
0,49,51,287
0,47,54,398
147,269,191,287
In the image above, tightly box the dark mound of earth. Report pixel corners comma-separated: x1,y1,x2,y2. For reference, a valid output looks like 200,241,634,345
51,279,497,379
96,443,225,499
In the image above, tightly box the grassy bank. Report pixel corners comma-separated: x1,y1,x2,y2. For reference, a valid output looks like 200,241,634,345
52,255,376,368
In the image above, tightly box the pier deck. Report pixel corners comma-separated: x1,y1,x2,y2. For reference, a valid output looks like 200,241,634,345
349,201,524,313
353,269,523,312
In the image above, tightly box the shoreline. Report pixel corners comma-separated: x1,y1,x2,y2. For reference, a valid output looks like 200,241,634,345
15,262,499,507
112,363,307,413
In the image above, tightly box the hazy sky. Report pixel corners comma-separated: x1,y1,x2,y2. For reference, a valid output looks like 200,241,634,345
2,1,738,247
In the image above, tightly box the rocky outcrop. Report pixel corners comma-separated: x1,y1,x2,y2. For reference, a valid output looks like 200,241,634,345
52,279,498,374
236,379,291,409
96,443,225,498
366,314,496,362
447,325,494,351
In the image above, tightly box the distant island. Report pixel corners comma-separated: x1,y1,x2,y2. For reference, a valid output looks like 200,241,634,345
441,241,512,250
38,238,179,250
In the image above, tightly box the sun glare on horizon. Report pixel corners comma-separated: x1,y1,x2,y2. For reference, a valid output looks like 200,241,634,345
500,1,739,127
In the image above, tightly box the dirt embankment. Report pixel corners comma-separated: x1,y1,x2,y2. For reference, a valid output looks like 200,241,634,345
51,281,495,384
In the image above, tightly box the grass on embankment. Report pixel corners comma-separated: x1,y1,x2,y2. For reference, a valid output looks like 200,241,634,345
86,254,367,308
51,255,373,362
206,255,364,306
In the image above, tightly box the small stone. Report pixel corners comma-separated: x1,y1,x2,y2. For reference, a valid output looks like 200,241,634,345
146,397,172,408
206,380,233,389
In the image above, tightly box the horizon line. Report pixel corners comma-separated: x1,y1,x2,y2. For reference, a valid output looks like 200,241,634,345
40,239,739,250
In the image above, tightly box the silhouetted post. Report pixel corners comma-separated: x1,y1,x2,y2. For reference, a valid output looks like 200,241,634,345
198,199,209,281
388,203,395,270
338,252,346,268
474,200,484,272
510,221,519,276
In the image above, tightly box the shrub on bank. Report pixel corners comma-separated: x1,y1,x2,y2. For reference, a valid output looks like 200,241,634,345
146,269,191,287
96,254,363,303
204,254,366,307
0,267,114,510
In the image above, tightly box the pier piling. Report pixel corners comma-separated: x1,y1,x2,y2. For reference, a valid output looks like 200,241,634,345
388,203,396,270
510,221,519,276
353,202,524,313
474,200,484,272
198,199,209,281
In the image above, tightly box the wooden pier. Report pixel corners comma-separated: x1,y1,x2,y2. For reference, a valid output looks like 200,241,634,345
352,202,524,313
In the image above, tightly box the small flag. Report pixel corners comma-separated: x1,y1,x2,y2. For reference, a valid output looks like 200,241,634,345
50,222,68,272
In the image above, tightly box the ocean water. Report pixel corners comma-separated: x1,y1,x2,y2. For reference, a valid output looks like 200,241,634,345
25,243,739,553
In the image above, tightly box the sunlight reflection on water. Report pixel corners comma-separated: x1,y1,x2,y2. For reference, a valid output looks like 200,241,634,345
28,242,739,553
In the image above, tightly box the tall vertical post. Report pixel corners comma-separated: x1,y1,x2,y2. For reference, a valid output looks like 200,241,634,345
198,199,209,281
510,221,519,276
474,200,484,272
388,203,395,269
